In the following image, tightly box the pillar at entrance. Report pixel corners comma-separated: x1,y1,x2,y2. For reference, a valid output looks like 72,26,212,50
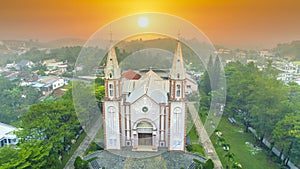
132,131,137,151
152,131,157,150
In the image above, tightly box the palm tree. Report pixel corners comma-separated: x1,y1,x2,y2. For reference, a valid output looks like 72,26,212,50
221,143,230,151
224,151,235,169
217,137,225,146
232,162,242,169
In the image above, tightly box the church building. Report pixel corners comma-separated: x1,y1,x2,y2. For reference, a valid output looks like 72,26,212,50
102,40,187,152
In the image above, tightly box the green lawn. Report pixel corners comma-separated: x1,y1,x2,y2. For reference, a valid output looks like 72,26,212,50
189,143,205,156
211,118,280,169
187,117,205,156
188,125,199,141
199,110,208,124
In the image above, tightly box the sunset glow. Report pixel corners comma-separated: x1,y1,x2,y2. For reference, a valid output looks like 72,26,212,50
0,0,300,48
138,17,149,28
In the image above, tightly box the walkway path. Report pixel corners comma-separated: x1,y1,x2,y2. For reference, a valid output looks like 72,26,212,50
64,118,101,169
187,102,223,169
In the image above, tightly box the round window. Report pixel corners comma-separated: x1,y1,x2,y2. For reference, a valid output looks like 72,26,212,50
142,106,148,112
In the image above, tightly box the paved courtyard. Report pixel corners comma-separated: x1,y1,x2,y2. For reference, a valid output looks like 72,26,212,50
84,149,206,169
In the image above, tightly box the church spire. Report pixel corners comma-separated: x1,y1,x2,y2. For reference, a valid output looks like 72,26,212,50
104,31,120,80
170,40,186,80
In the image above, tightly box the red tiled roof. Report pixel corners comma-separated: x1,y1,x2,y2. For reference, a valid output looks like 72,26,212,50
122,70,141,80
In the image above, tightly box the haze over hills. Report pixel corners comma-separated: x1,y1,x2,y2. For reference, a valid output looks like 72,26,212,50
0,38,86,49
0,38,300,67
1,37,299,51
272,41,300,60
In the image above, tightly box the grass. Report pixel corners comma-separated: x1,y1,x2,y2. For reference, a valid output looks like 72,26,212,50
199,110,208,124
94,125,104,143
292,61,300,65
189,144,205,156
210,118,280,169
188,125,199,141
57,132,87,169
187,109,205,156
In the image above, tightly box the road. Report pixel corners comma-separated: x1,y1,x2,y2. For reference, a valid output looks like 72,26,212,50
187,102,223,169
64,118,101,169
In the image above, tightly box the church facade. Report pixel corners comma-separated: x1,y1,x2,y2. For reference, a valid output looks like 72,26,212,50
102,41,187,152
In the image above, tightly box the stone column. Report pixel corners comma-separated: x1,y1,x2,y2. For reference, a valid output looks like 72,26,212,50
160,106,165,142
126,105,130,140
152,131,157,151
132,131,137,151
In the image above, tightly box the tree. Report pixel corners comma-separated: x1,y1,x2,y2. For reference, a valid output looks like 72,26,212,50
211,56,222,90
0,140,51,169
200,55,213,95
37,70,46,76
203,159,214,169
74,156,89,169
192,158,215,169
224,151,235,169
14,91,80,168
232,162,242,169
272,112,300,165
248,72,288,139
200,55,225,112
0,76,41,124
224,61,289,138
95,85,105,103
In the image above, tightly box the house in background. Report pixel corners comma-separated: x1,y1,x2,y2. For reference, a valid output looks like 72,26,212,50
122,70,141,80
43,59,68,74
5,62,17,69
16,60,34,70
185,74,198,95
0,122,18,148
31,76,65,95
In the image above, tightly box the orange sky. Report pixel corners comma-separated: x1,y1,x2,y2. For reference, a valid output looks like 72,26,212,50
0,0,299,48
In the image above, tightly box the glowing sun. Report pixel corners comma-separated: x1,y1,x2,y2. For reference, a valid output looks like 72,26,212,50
138,16,149,28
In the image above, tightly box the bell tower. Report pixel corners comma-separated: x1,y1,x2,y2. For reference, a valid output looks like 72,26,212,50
169,40,186,101
168,40,186,151
104,40,121,100
103,35,122,150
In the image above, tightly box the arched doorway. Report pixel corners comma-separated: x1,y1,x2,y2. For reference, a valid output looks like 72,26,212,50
132,120,157,151
137,121,153,146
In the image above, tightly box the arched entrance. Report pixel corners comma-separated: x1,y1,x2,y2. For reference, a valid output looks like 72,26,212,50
132,120,157,151
137,121,153,146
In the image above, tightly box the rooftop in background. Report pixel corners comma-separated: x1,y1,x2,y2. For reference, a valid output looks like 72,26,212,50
0,122,18,140
122,70,141,80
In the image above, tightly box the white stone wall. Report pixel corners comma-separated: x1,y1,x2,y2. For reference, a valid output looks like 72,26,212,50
121,104,126,146
52,78,64,90
103,101,121,150
130,96,160,146
169,102,186,151
130,96,159,128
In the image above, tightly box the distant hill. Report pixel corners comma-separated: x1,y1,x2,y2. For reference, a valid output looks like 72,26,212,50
0,38,86,49
115,38,208,71
44,38,86,48
273,40,300,61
